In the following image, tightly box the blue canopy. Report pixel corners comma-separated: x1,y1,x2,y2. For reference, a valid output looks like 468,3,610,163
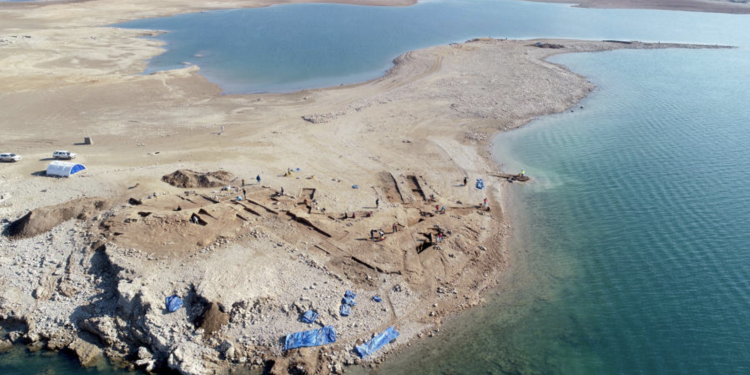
355,326,400,358
301,310,318,324
476,179,485,189
165,295,183,312
285,326,337,351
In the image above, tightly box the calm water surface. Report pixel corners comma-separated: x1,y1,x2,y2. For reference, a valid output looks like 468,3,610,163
0,344,133,374
374,47,750,374
119,0,749,93
5,1,750,374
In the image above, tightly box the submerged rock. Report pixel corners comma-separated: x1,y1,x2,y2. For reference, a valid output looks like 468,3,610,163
68,338,103,367
0,339,13,352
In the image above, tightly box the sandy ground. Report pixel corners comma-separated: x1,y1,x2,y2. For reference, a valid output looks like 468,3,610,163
0,0,733,373
524,0,750,14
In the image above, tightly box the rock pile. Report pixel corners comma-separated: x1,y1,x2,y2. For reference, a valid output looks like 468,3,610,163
4,198,110,238
162,170,235,189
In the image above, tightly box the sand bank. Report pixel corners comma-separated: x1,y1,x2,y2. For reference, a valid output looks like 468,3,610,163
0,1,732,373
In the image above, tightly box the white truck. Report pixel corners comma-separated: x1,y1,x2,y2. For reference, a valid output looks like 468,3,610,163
53,150,77,160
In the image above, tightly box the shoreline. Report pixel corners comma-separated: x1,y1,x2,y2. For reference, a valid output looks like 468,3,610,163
3,0,749,17
522,0,750,15
0,1,735,372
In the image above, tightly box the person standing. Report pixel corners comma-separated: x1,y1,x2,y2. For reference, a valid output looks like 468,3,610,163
463,177,468,186
242,178,245,187
256,175,261,184
392,223,397,233
243,188,247,199
376,198,379,208
370,229,375,240
483,198,488,208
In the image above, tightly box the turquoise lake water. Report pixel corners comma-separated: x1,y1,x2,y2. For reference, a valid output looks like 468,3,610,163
5,1,750,374
372,47,750,375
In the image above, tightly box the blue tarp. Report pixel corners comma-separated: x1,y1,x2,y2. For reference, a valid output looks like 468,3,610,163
301,310,318,324
340,304,351,317
340,290,356,316
476,179,485,189
165,295,183,312
355,326,400,358
372,296,382,302
284,326,337,351
342,290,357,306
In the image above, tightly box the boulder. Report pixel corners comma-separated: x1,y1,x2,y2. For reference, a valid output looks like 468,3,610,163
137,346,153,360
0,339,13,352
47,331,74,351
68,338,103,367
80,317,117,346
168,342,210,375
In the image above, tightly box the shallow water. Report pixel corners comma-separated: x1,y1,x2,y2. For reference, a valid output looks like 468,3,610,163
118,0,750,93
5,1,750,374
373,47,750,374
0,344,134,374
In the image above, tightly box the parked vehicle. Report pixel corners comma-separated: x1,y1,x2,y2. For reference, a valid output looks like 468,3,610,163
53,150,77,160
0,153,22,162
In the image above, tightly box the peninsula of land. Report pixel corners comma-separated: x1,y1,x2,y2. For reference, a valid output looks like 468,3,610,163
0,0,732,374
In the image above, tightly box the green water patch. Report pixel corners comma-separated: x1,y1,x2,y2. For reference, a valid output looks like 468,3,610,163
371,47,750,374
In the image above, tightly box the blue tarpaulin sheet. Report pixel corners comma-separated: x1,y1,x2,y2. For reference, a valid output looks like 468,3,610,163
340,304,351,316
340,290,356,316
285,326,337,351
355,326,400,358
302,310,318,324
165,295,183,312
476,179,485,189
372,296,382,302
342,290,357,306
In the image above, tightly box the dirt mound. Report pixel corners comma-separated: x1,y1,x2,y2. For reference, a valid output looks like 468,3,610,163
5,198,111,239
196,302,229,338
162,170,235,189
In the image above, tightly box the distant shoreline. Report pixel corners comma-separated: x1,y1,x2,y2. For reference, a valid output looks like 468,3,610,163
522,0,750,15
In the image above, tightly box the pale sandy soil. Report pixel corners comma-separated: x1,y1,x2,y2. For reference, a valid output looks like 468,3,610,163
0,0,732,374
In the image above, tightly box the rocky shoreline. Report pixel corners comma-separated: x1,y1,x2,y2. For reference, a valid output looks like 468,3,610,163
0,13,731,372
0,181,510,374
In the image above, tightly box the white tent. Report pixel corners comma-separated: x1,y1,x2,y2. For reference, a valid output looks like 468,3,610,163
46,161,86,177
